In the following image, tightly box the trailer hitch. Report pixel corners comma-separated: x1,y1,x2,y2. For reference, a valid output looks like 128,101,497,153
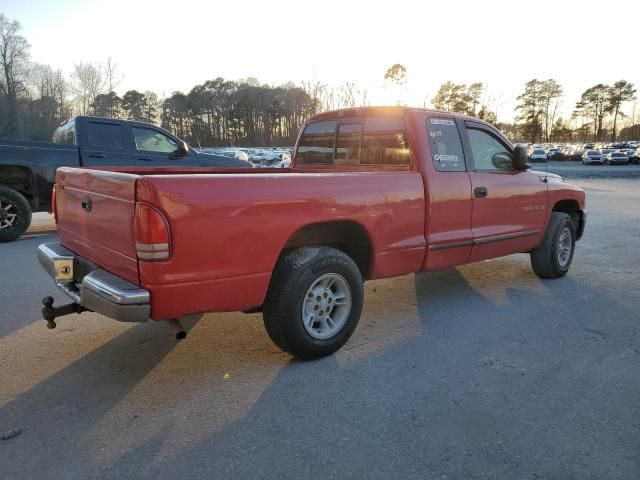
41,296,88,329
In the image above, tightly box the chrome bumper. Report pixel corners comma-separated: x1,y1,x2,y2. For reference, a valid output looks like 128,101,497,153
37,243,150,323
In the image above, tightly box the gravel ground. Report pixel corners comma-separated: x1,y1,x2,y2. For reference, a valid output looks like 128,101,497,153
0,177,639,479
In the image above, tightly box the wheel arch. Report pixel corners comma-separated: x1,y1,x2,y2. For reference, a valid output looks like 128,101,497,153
0,165,37,209
278,220,374,280
552,199,584,240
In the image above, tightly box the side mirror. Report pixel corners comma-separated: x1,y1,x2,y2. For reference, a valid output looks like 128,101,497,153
512,145,530,170
170,140,189,159
491,152,513,170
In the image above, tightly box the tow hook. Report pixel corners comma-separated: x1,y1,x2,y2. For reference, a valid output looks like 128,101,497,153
41,296,88,329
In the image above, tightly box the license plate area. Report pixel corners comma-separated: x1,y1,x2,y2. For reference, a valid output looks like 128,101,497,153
53,257,74,282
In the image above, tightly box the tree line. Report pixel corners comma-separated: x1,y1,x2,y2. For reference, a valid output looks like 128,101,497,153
1,13,638,146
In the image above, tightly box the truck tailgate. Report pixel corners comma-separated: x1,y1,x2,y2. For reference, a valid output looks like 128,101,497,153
55,167,139,284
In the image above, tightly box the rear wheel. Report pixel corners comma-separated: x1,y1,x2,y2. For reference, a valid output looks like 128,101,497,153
263,246,364,360
530,212,576,279
0,186,31,243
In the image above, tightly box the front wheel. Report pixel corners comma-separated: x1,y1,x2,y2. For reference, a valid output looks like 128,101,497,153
530,212,576,279
0,186,32,243
263,246,364,359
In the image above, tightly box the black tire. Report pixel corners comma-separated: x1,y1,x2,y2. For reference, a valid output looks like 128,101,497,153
0,186,32,243
263,246,364,360
530,212,576,279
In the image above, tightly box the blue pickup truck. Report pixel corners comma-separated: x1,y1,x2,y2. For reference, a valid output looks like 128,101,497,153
0,116,252,242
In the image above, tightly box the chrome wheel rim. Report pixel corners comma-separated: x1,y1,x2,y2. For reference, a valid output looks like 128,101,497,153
557,227,572,267
302,273,352,339
0,198,17,230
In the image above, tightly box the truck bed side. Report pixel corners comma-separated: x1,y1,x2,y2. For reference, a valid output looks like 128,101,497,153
137,171,426,319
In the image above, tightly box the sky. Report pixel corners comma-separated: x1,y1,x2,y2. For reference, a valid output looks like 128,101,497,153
1,0,639,122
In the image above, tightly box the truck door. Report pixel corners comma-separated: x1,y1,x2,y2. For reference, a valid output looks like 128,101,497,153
79,119,134,166
422,116,473,270
130,126,195,166
463,121,547,262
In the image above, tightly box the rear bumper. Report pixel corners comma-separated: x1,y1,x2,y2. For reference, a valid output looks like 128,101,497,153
37,243,150,323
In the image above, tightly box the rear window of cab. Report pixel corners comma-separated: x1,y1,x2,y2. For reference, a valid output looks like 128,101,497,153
296,116,411,166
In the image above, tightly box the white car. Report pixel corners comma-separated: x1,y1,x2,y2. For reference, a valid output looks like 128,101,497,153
529,148,548,163
582,150,603,165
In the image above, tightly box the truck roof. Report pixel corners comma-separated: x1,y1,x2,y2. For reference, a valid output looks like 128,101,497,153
59,115,166,130
306,106,481,123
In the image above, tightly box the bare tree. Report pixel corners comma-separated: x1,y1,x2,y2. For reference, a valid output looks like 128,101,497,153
358,87,369,107
71,62,105,115
302,79,326,114
104,57,122,92
337,81,357,108
0,14,31,134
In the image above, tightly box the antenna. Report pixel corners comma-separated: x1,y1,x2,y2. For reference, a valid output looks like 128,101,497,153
544,142,549,183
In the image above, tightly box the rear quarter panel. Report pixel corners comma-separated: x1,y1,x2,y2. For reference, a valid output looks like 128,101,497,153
137,172,426,319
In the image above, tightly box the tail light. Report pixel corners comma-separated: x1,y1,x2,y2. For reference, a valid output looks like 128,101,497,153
51,185,58,224
135,203,171,261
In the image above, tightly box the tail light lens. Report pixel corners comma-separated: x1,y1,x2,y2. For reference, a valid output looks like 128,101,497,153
51,185,58,224
135,203,171,261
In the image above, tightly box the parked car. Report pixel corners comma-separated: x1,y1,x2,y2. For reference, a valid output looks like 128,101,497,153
603,151,629,165
629,148,640,164
0,116,252,242
546,147,561,159
582,150,604,165
600,148,615,159
529,148,548,162
620,149,635,162
38,107,586,360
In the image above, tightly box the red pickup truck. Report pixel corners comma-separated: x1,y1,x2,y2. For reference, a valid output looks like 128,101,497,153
38,107,586,359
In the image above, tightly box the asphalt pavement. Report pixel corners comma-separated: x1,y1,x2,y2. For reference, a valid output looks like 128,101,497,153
0,178,639,479
545,160,640,179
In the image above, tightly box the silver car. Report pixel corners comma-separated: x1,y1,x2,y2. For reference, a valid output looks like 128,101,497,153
582,150,603,165
529,148,548,163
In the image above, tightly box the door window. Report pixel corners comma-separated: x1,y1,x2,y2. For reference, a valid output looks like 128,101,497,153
467,128,513,171
426,118,465,172
87,122,126,150
131,127,179,153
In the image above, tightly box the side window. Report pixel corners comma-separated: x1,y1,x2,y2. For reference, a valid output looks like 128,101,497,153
335,123,361,164
87,122,126,150
426,118,465,172
296,121,336,164
467,128,513,171
361,116,410,165
65,124,76,144
52,122,76,145
131,127,178,153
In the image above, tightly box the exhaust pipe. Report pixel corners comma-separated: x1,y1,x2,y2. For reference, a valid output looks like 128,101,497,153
167,319,187,340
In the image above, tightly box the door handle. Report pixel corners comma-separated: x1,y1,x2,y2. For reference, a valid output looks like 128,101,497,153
87,153,105,159
138,158,153,162
474,186,488,198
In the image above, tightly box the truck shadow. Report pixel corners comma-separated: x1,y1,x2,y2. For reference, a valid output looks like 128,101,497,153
2,256,638,479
